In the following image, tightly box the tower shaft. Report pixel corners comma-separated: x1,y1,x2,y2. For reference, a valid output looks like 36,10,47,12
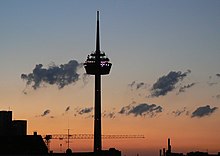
94,73,102,152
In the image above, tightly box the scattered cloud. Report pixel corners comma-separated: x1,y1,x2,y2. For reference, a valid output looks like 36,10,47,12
207,82,218,86
128,81,149,90
191,105,218,118
136,82,146,89
41,109,51,117
103,108,116,119
216,95,220,99
73,107,93,119
82,73,90,86
22,90,28,95
150,70,191,97
118,104,132,115
78,107,93,115
207,74,219,86
119,103,162,118
62,106,71,116
21,60,81,90
103,111,116,119
172,107,189,117
177,83,196,94
65,106,70,112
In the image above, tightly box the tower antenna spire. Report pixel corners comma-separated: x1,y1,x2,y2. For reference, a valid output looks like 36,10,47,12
96,11,100,53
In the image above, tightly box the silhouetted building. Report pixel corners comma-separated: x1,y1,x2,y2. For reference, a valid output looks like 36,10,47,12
163,148,166,156
0,111,27,136
12,120,27,135
160,138,183,156
167,138,172,155
0,111,48,154
161,138,220,156
0,135,48,154
187,152,220,156
0,111,12,136
187,152,209,156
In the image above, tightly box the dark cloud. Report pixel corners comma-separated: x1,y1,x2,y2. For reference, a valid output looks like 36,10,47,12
216,74,220,77
191,105,218,118
177,83,196,94
128,81,149,90
129,104,162,117
21,60,81,90
150,70,191,97
119,103,162,118
172,107,189,117
62,106,71,116
41,109,51,117
65,106,70,112
78,107,93,115
72,107,93,118
73,107,93,119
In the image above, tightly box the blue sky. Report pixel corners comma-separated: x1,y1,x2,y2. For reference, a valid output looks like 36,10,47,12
1,0,220,83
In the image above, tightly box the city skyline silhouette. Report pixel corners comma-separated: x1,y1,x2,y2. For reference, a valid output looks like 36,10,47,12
0,1,220,156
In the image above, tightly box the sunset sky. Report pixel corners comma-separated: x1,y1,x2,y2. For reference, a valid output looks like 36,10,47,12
0,0,220,156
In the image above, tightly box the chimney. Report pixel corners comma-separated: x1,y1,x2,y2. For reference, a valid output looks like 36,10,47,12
163,148,166,156
168,138,171,154
160,149,162,156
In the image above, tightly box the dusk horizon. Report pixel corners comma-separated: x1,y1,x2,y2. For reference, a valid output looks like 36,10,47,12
0,1,220,156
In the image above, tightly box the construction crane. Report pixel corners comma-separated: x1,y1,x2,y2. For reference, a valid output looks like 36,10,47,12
44,134,145,140
43,133,145,152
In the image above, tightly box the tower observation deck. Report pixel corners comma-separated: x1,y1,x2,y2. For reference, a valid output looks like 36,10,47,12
84,11,112,75
84,11,112,153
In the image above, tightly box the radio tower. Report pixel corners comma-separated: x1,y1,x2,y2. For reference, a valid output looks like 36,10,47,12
84,11,112,153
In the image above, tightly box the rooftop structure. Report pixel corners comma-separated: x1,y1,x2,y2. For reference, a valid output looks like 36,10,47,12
0,111,12,136
0,111,27,136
